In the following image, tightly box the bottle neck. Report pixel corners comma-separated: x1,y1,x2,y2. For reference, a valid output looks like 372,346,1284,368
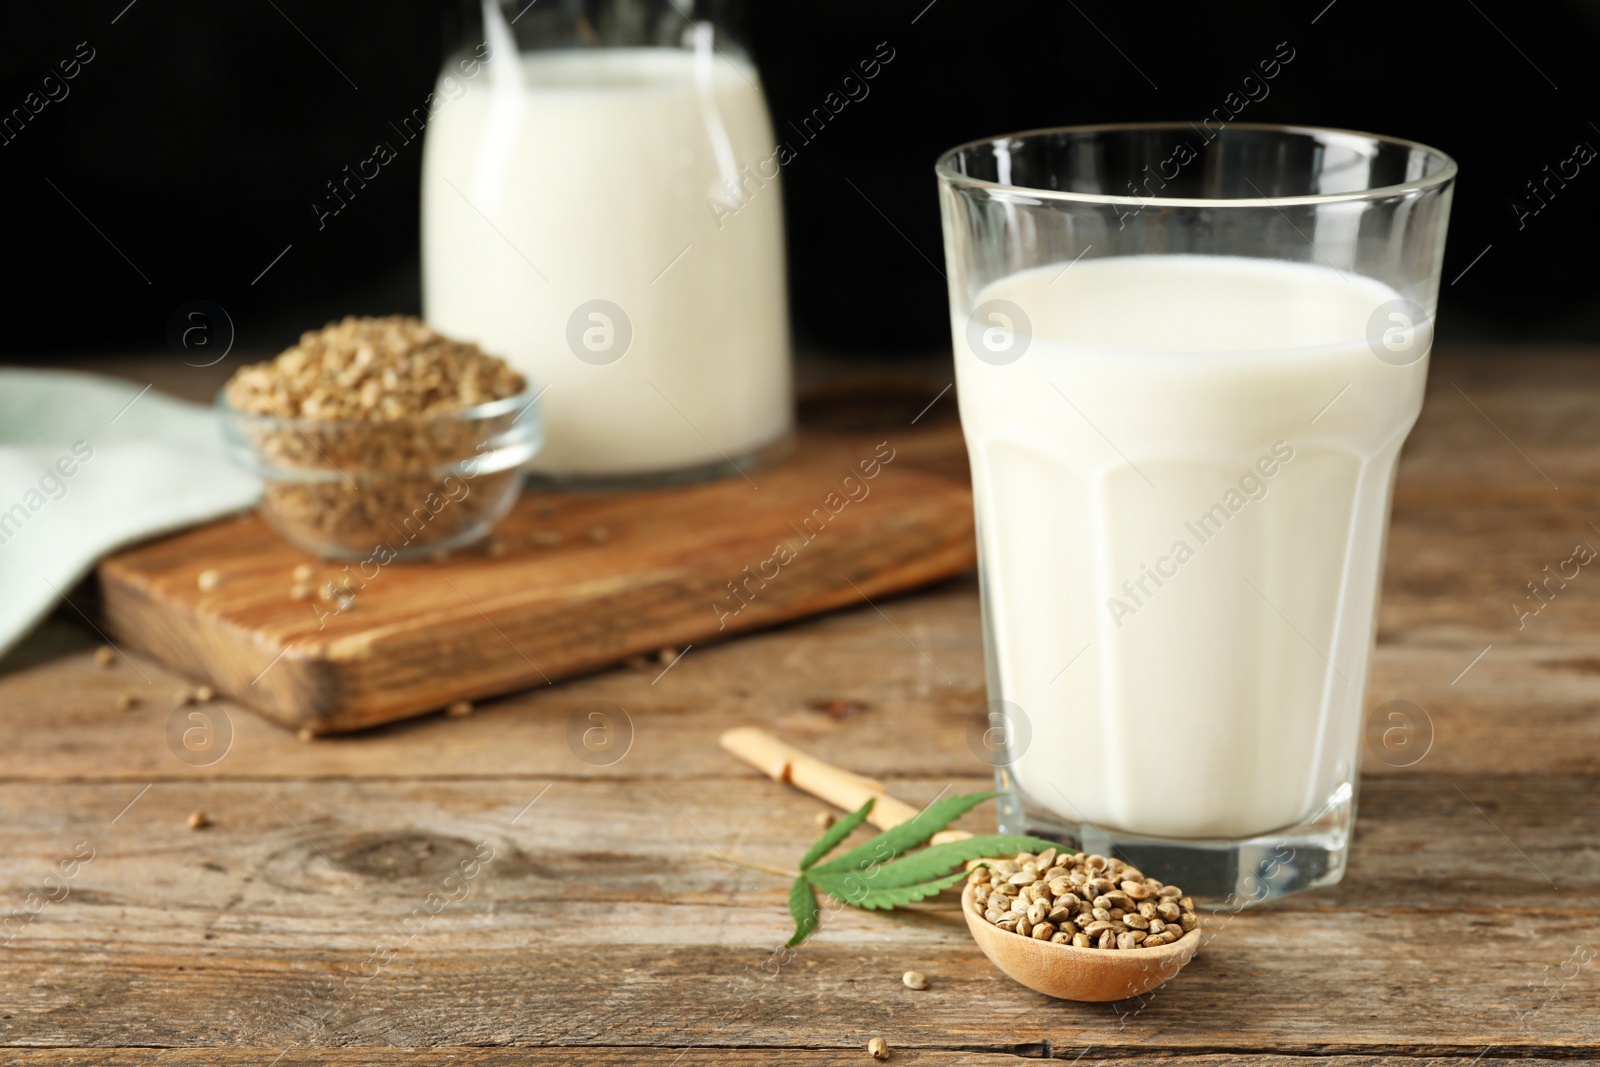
445,0,748,58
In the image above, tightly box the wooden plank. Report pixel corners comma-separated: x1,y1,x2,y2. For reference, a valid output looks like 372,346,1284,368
7,925,1593,1052
5,584,1600,782
0,776,1595,1050
2,911,1593,1051
1,1054,1580,1065
1398,350,1600,492
1382,485,1600,643
0,581,981,781
95,433,975,734
2,775,1593,919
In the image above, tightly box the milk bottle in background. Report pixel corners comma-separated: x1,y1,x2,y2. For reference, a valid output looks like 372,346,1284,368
422,2,792,481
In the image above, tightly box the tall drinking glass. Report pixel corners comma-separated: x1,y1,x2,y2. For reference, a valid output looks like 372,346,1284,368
937,123,1455,903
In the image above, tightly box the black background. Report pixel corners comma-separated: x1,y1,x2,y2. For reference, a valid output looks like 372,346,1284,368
2,0,1597,359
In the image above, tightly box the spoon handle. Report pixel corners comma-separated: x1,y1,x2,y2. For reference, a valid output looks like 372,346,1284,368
719,727,970,844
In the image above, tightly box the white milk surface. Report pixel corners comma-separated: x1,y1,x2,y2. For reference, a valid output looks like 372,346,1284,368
423,49,791,477
954,255,1429,839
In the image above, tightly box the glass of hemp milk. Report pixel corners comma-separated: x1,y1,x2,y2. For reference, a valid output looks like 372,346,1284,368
937,124,1456,903
422,0,792,484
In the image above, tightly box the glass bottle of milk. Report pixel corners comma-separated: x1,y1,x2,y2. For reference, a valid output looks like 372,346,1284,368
422,0,792,483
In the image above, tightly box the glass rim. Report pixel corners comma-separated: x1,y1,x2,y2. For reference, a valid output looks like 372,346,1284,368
934,121,1458,208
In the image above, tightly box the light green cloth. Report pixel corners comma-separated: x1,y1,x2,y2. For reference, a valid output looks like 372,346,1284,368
0,370,260,659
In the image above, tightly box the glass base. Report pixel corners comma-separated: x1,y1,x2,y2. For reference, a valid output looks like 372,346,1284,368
996,773,1354,908
262,468,526,563
521,432,795,492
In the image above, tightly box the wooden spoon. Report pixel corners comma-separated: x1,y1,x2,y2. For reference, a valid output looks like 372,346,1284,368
961,881,1201,1001
720,727,1203,1001
719,727,970,842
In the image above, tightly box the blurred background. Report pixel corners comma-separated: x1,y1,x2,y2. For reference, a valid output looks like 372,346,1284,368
3,0,1598,360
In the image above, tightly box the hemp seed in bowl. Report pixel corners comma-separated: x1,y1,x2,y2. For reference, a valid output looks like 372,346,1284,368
221,316,541,560
967,849,1198,949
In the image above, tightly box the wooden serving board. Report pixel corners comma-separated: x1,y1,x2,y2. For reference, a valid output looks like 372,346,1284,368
96,433,976,733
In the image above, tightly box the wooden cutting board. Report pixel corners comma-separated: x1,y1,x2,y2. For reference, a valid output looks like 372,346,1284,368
96,433,976,733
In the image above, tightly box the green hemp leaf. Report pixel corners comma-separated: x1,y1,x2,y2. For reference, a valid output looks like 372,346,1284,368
786,792,1063,947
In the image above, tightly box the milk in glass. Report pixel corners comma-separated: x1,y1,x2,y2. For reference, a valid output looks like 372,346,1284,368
954,254,1428,840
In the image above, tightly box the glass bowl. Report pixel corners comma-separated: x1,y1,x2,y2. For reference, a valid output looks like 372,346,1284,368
218,384,543,560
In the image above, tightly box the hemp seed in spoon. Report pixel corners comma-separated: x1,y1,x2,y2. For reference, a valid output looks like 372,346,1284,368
968,848,1198,949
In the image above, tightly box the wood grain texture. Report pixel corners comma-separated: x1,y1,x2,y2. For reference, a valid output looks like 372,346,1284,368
95,433,974,734
0,774,1596,1052
6,575,1600,783
2,349,1599,1063
0,1055,1577,1066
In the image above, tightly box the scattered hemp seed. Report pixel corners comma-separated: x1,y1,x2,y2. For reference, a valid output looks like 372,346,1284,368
446,700,474,718
297,726,316,743
94,646,116,668
657,647,679,665
115,692,140,711
901,970,928,990
194,685,215,703
588,526,610,544
187,810,210,830
968,849,1198,949
292,563,316,582
867,1037,889,1060
814,811,836,830
532,530,563,548
320,582,340,602
807,697,869,720
291,583,315,601
197,569,222,591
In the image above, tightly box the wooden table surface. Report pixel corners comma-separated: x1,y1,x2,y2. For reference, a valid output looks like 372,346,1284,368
3,348,1599,1065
